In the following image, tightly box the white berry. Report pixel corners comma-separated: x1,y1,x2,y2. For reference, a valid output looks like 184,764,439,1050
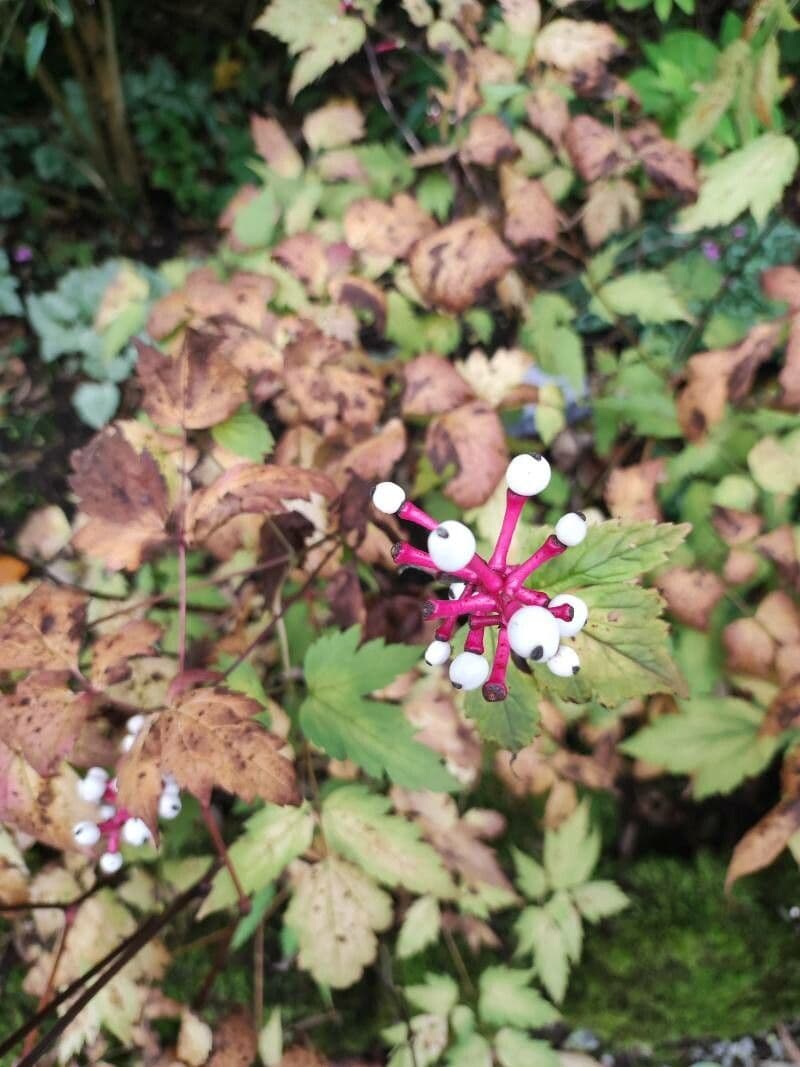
126,713,146,735
99,851,124,874
449,652,490,691
549,594,588,637
372,481,406,515
424,639,451,666
72,820,101,847
555,512,587,547
507,605,560,661
99,804,116,821
162,773,179,795
547,645,581,677
120,733,135,753
506,453,552,496
122,817,151,847
77,774,108,804
428,521,476,573
159,792,182,820
448,581,467,601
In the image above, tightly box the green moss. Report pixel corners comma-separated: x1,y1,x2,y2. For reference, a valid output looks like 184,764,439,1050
0,944,36,1067
565,852,800,1051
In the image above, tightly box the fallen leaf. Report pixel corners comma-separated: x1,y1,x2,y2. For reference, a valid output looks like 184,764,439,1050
208,1012,258,1067
627,122,699,201
328,275,387,333
251,115,303,178
755,526,799,589
0,556,28,584
16,505,72,561
344,194,436,261
656,568,726,630
712,506,763,546
0,825,29,906
178,1010,214,1067
90,620,163,689
780,316,800,409
404,677,482,787
565,116,632,182
410,218,515,313
456,347,535,409
425,401,508,507
0,749,92,850
280,1048,330,1067
525,87,570,147
0,584,87,672
605,459,667,521
501,0,541,34
761,682,800,735
460,114,519,167
501,167,559,247
0,672,91,776
117,687,299,830
136,330,248,430
755,591,800,646
303,98,364,151
726,797,800,889
723,617,775,677
402,353,475,416
582,179,641,248
326,418,407,488
535,19,622,72
274,233,330,296
762,265,800,308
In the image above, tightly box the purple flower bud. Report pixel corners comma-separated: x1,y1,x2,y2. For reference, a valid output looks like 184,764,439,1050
701,240,721,262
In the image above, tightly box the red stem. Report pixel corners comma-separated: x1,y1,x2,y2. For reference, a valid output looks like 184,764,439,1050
398,500,438,531
423,594,496,620
488,490,526,570
465,625,486,654
200,804,250,916
467,553,503,593
483,627,511,702
548,603,574,622
516,588,550,606
506,535,565,594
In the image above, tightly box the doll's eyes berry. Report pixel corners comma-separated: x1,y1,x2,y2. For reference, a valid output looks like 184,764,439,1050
424,639,452,666
427,521,476,572
449,652,491,691
507,606,560,661
122,817,152,847
505,452,552,496
555,512,588,547
548,594,588,638
372,481,406,514
547,645,582,677
448,581,467,600
99,851,124,875
73,820,101,847
77,766,109,803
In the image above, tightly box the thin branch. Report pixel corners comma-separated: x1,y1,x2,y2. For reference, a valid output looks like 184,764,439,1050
200,803,250,916
364,36,422,153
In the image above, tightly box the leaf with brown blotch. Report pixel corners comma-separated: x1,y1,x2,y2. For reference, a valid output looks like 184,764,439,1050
564,116,633,183
135,330,248,430
185,463,335,546
208,1012,258,1067
760,683,800,736
425,401,508,508
525,87,570,147
326,418,407,489
501,168,559,248
328,275,387,334
402,354,475,417
410,218,515,313
756,590,800,646
0,747,93,850
726,796,800,889
274,233,330,296
755,526,799,589
344,193,436,261
250,115,303,178
279,1048,330,1067
712,506,763,546
605,458,667,522
459,115,519,168
0,584,87,672
762,265,800,309
656,568,726,631
626,123,699,201
723,617,775,677
303,99,364,151
90,620,163,690
535,19,622,72
582,179,641,248
118,688,299,831
0,672,91,776
780,315,800,409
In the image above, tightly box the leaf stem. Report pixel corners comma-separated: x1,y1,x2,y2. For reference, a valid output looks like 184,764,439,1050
200,803,250,916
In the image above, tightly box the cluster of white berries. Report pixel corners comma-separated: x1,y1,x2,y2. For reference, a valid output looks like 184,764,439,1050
373,453,590,701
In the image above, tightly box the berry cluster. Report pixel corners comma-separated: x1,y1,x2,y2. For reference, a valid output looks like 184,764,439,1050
373,454,589,702
72,762,181,874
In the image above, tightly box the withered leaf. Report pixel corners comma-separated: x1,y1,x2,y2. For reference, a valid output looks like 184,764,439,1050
410,218,515,313
118,688,299,830
344,194,436,261
535,19,622,72
403,353,475,417
303,99,364,151
0,584,87,672
328,274,388,333
761,682,800,736
0,672,91,776
582,179,641,248
723,617,775,677
186,463,335,546
0,749,92,850
605,459,667,522
209,1012,258,1067
755,590,800,646
500,166,559,248
712,506,763,546
755,526,799,589
136,330,248,430
525,87,570,147
762,265,800,309
280,1048,330,1067
726,796,800,889
565,116,632,183
459,114,519,167
627,122,699,201
250,115,303,178
425,401,508,508
90,619,163,690
780,315,800,409
656,568,726,631
327,418,407,488
274,233,330,296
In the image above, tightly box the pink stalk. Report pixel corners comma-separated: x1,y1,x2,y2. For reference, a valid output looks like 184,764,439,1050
483,627,511,702
106,829,121,853
548,602,574,623
467,553,503,593
469,613,502,626
423,594,496,620
435,618,458,641
516,588,550,607
398,501,438,531
505,535,565,595
488,490,526,570
392,543,436,572
465,625,486,654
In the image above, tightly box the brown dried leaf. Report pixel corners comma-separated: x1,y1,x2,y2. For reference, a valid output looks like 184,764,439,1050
404,677,482,788
656,568,726,631
777,644,800,686
525,87,570,147
250,115,303,178
0,827,29,907
762,265,800,309
177,1010,214,1067
136,330,248,430
326,418,407,488
605,458,666,522
755,526,799,589
564,116,632,182
118,688,299,830
410,218,515,313
344,194,436,261
712,506,763,546
185,463,335,546
460,115,519,167
780,315,800,409
403,353,475,416
0,749,92,850
16,506,72,561
91,620,163,690
627,122,699,201
425,401,508,508
208,1012,256,1066
535,19,622,72
0,672,91,776
280,1049,329,1067
726,797,800,889
456,347,535,409
274,233,330,296
0,584,87,672
755,590,800,646
328,275,387,333
501,167,559,248
582,179,641,248
303,99,365,151
761,683,800,735
723,617,775,677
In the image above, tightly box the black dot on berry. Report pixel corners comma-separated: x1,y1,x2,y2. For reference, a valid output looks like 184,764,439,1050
452,682,462,690
572,665,580,674
576,511,586,521
531,452,542,460
531,646,543,661
435,528,450,539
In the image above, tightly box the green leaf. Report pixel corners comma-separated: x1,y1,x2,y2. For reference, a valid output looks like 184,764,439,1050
255,0,367,98
676,133,799,232
479,966,561,1029
571,880,630,922
72,381,119,429
512,848,548,902
748,432,800,494
446,1033,493,1067
396,895,442,959
621,698,780,799
212,406,275,460
417,171,454,222
405,973,459,1015
321,784,455,896
546,890,583,963
544,802,601,890
494,1030,560,1067
513,906,570,1003
199,802,314,915
521,293,585,394
300,627,457,790
590,271,692,325
464,660,539,749
232,187,279,247
258,1008,283,1067
25,21,48,77
676,40,749,150
232,884,276,949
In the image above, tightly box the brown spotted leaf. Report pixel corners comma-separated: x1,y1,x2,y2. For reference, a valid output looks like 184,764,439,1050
402,354,475,417
410,218,515,313
605,459,667,522
425,401,508,508
755,590,800,646
525,87,569,147
344,194,436,261
118,688,299,830
459,115,519,168
565,116,633,183
627,122,699,201
136,330,248,430
90,620,163,690
0,672,91,776
250,115,303,178
209,1012,258,1067
723,617,775,677
761,683,800,736
501,167,559,248
656,568,726,631
0,747,93,850
0,585,87,672
535,19,622,72
582,179,641,248
326,418,406,488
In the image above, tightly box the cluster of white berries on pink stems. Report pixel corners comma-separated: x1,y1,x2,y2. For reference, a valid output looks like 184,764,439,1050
372,453,589,702
72,716,181,874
